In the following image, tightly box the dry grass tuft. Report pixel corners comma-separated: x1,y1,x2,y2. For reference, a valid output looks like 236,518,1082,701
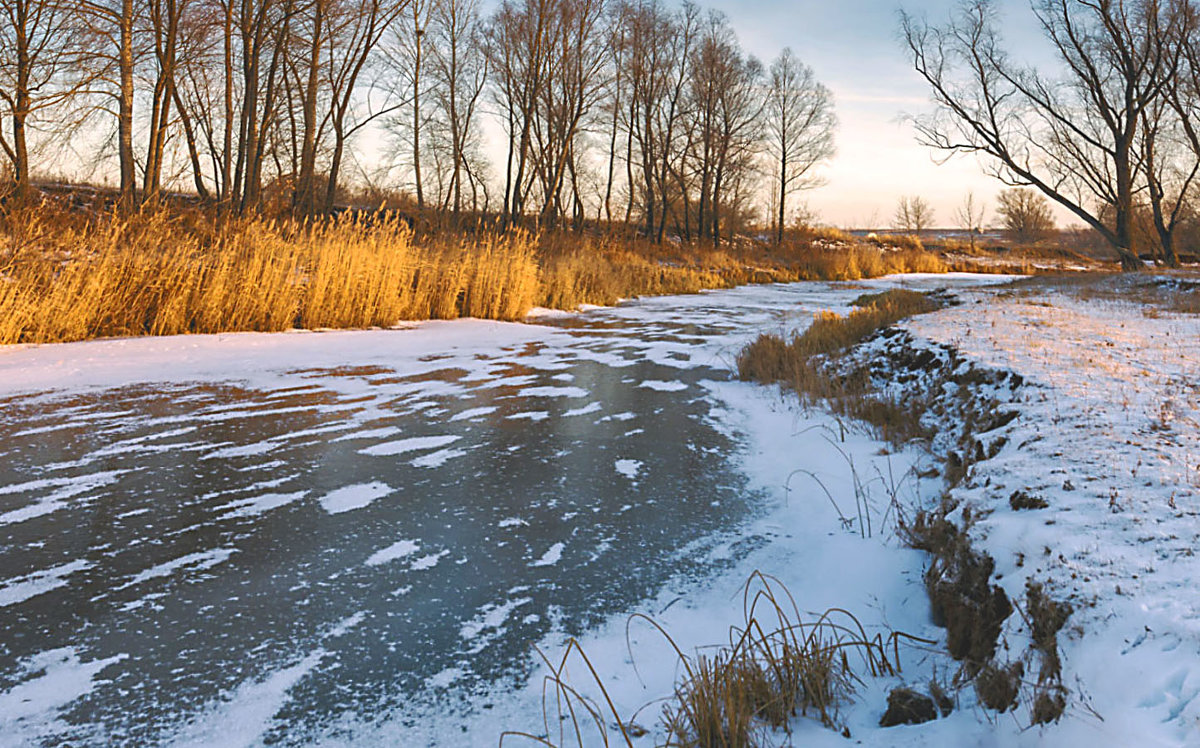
502,572,928,747
738,289,939,382
1,201,956,345
736,290,942,446
974,661,1024,712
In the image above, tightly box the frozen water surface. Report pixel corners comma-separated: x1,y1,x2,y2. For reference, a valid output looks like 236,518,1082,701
0,275,1005,745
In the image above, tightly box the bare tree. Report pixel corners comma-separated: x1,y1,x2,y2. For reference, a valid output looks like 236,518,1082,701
322,0,407,212
996,188,1055,244
79,0,140,210
0,0,92,200
531,0,606,225
380,0,431,208
142,0,195,203
901,0,1188,270
486,0,557,225
425,0,487,217
765,47,835,244
954,191,986,250
894,194,933,234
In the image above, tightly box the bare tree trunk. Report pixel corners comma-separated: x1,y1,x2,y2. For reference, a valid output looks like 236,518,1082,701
411,0,425,209
294,0,326,217
117,0,136,211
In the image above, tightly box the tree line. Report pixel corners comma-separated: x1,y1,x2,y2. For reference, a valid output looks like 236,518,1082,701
0,0,836,245
904,0,1200,268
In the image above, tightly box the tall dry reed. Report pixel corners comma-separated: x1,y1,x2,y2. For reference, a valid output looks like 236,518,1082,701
1,204,950,345
0,207,540,344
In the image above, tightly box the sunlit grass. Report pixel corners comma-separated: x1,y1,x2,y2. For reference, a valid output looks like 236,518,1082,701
1,204,949,345
0,207,540,344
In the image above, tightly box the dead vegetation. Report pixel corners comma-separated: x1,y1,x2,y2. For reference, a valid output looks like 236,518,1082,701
736,289,945,446
502,572,929,747
0,203,954,345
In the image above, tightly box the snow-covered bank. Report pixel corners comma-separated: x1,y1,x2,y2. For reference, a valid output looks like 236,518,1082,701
898,281,1200,745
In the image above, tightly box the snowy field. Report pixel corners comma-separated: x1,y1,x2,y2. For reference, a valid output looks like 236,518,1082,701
4,272,1193,747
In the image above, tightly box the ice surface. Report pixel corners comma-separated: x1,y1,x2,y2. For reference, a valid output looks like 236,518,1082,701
3,274,1060,746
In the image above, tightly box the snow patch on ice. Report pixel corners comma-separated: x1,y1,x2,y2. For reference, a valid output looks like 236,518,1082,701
217,490,308,519
0,470,126,526
506,411,550,422
614,459,643,481
365,540,420,567
563,402,603,417
448,406,498,422
0,648,127,742
325,611,366,639
330,426,402,442
639,380,688,392
529,543,565,568
168,651,325,748
319,482,392,514
410,550,450,571
358,434,460,457
0,560,93,607
411,448,469,469
425,667,465,690
517,386,589,398
459,598,532,654
118,548,237,590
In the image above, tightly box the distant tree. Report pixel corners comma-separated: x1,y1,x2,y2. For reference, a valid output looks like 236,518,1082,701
997,188,1055,244
894,195,933,234
954,191,986,250
765,47,835,245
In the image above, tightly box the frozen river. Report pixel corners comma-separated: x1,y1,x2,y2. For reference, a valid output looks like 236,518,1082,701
0,275,1003,746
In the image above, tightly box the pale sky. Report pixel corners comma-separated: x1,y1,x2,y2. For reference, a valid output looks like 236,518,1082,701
701,0,1062,228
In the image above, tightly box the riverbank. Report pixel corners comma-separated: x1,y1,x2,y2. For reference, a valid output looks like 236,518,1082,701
0,203,1090,346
